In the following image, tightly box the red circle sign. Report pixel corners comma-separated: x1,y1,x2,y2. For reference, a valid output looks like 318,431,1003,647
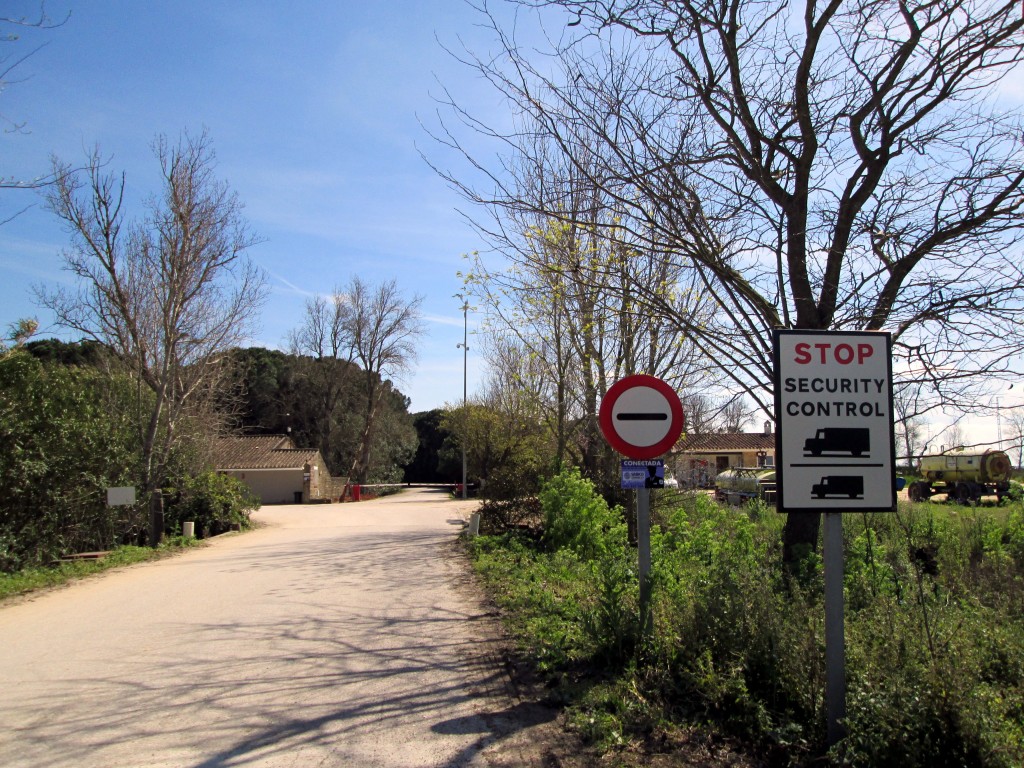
599,375,684,459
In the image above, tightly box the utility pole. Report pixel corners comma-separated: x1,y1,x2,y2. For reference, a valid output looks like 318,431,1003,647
455,295,469,500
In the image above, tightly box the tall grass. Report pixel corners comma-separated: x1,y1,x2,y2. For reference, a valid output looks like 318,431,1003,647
469,470,1024,766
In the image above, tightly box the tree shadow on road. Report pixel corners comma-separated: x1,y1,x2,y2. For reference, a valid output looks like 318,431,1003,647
3,526,572,767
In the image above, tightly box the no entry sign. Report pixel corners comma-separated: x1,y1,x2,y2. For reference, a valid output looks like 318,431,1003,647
599,375,684,459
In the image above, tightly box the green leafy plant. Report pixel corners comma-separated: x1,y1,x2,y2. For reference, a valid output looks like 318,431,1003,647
540,468,627,560
469,477,1024,766
165,471,259,537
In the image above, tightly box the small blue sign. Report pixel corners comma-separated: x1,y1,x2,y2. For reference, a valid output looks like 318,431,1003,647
621,459,665,490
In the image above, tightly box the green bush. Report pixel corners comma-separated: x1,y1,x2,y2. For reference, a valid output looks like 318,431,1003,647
540,468,627,560
469,480,1024,766
0,352,142,570
165,471,259,537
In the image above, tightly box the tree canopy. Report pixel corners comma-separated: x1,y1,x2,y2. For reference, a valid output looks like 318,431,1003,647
434,0,1024,557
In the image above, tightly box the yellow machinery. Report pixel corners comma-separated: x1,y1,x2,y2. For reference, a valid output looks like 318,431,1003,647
908,449,1012,503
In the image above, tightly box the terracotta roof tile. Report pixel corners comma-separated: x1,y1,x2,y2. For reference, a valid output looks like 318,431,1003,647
677,432,776,452
212,435,320,470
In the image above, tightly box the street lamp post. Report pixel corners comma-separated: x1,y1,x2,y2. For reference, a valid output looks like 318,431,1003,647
456,296,469,500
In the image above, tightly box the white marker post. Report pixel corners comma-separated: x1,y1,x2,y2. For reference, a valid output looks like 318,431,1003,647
773,330,896,746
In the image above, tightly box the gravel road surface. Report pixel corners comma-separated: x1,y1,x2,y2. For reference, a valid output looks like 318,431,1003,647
0,488,561,767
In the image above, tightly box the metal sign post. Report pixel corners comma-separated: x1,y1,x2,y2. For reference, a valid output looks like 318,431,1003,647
824,511,845,745
600,375,684,637
621,458,665,631
773,330,896,746
637,487,653,633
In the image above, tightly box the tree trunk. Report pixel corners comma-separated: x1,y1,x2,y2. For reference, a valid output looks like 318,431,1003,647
782,512,821,570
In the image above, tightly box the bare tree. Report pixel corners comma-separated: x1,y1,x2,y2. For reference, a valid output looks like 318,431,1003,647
719,396,754,434
893,381,930,464
288,290,357,467
1006,407,1024,468
344,277,425,487
38,131,267,495
1,5,70,223
458,118,717,480
433,0,1024,562
681,393,717,437
941,422,967,452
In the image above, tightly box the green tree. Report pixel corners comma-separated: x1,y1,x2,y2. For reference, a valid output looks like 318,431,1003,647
0,352,142,570
226,346,418,482
23,337,114,368
404,410,459,484
441,394,551,499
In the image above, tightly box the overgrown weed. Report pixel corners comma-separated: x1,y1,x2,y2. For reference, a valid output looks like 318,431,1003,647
470,469,1024,767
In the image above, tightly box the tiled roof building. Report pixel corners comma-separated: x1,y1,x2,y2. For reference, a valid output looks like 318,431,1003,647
673,431,776,487
213,435,320,470
211,435,338,504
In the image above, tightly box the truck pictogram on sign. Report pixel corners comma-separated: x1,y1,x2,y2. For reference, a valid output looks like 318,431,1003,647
803,428,870,457
811,475,865,499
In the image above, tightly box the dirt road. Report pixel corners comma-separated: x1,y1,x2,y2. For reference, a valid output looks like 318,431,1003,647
0,489,561,767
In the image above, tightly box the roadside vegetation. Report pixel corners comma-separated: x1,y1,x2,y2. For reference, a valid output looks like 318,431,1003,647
469,469,1024,767
0,537,204,603
0,343,260,573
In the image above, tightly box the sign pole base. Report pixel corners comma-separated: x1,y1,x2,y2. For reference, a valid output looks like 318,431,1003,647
637,487,652,637
824,511,846,746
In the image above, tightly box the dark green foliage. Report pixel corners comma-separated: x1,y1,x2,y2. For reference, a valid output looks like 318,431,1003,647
404,410,458,483
0,352,143,571
164,471,259,537
475,496,542,536
23,338,114,368
227,347,417,482
226,347,300,436
470,469,1024,766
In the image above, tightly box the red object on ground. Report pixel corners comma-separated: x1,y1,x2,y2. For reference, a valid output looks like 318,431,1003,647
352,484,361,502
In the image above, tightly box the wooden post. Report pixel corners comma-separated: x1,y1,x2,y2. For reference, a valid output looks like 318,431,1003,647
149,490,164,548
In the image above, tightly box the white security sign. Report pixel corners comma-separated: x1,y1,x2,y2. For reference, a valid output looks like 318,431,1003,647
773,330,896,512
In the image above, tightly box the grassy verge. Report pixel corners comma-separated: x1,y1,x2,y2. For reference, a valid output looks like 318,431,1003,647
468,470,1024,767
0,537,203,602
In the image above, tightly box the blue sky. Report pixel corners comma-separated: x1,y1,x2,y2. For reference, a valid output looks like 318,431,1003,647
3,2,1022,448
0,1,528,412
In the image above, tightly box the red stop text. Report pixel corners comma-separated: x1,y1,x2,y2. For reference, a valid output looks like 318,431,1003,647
794,342,874,365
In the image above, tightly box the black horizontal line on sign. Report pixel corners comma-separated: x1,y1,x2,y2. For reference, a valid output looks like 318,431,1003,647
616,413,668,421
791,463,885,468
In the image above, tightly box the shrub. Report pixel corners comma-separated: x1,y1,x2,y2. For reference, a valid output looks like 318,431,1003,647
469,485,1024,766
540,468,627,560
166,471,259,537
0,352,142,569
481,461,546,501
476,496,542,536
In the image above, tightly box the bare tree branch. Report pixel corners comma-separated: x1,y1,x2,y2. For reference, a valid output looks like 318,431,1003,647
37,130,267,493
